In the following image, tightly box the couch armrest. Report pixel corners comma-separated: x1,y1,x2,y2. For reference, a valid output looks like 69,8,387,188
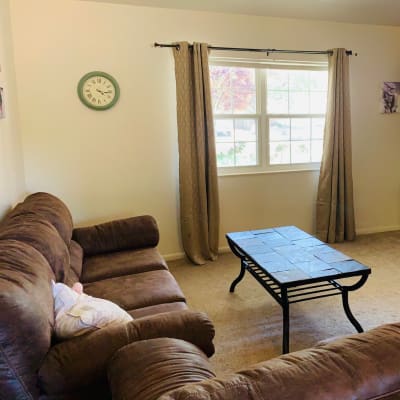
72,215,159,256
108,338,216,400
38,310,215,395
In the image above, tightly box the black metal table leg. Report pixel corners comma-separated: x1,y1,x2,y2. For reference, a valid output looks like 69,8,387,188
338,273,369,333
227,238,248,293
282,288,290,354
341,289,363,332
230,260,246,293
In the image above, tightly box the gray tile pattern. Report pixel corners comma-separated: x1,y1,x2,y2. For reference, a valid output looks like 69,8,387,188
227,226,369,285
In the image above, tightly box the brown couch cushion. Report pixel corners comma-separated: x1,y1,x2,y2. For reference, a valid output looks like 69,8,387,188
81,247,168,283
5,192,73,245
83,270,185,310
0,240,54,399
38,381,111,400
73,215,159,257
128,301,188,319
108,338,216,400
64,241,84,286
69,240,83,278
0,213,70,282
64,267,80,287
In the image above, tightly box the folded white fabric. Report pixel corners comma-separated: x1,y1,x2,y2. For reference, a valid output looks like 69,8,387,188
52,281,133,339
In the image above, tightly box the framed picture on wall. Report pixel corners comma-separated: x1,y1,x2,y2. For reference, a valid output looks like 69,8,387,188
381,82,400,114
0,87,4,119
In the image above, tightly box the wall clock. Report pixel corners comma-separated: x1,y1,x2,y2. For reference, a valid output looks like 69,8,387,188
77,71,120,110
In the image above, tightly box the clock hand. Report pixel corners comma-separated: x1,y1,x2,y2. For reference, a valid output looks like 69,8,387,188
103,91,112,94
96,89,105,95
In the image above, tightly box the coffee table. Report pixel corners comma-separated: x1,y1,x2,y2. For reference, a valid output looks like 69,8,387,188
226,226,371,354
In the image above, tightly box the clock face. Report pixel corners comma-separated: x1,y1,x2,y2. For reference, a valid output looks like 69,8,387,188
77,71,120,110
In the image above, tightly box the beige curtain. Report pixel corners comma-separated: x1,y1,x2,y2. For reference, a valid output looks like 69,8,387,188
316,48,355,243
172,42,220,264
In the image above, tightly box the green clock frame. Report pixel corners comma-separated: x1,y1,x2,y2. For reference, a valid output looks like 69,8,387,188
77,71,120,111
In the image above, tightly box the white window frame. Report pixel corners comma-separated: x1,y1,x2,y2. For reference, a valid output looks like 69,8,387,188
209,57,328,176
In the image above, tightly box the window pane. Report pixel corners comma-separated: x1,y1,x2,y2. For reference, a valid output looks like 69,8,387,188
268,91,289,114
214,119,234,142
233,91,256,114
270,118,290,141
235,119,257,141
235,142,257,166
210,66,256,115
212,89,232,114
311,140,323,162
309,71,328,91
310,91,327,114
209,66,231,90
210,66,232,114
231,68,256,90
214,118,258,167
267,69,289,90
270,141,290,164
289,91,309,114
291,141,311,163
216,142,235,166
291,118,311,140
312,118,325,139
289,70,309,90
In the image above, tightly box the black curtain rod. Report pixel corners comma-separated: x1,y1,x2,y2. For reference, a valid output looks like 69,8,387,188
154,42,355,56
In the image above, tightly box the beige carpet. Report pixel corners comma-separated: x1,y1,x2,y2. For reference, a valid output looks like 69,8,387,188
169,231,400,378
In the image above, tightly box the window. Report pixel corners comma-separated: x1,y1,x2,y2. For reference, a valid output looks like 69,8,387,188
210,61,328,173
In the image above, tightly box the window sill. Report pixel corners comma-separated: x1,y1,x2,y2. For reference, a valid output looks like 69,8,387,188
217,166,321,177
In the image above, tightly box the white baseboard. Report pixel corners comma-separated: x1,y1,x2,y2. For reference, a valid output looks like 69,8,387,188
356,225,400,235
163,252,185,261
163,245,232,261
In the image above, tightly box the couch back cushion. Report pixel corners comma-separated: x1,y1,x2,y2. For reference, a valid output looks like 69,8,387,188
4,192,73,245
72,216,159,257
0,240,55,399
0,213,70,282
69,240,83,278
64,241,84,286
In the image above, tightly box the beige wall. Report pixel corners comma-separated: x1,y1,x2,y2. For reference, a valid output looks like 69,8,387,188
9,0,400,257
0,0,25,218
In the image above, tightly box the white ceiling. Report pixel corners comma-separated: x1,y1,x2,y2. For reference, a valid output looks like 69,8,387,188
86,0,400,26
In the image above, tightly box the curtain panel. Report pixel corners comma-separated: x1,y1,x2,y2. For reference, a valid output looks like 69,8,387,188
316,48,356,243
173,42,220,264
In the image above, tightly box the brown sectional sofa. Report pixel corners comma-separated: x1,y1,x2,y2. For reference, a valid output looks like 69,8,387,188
0,192,215,399
2,191,400,400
